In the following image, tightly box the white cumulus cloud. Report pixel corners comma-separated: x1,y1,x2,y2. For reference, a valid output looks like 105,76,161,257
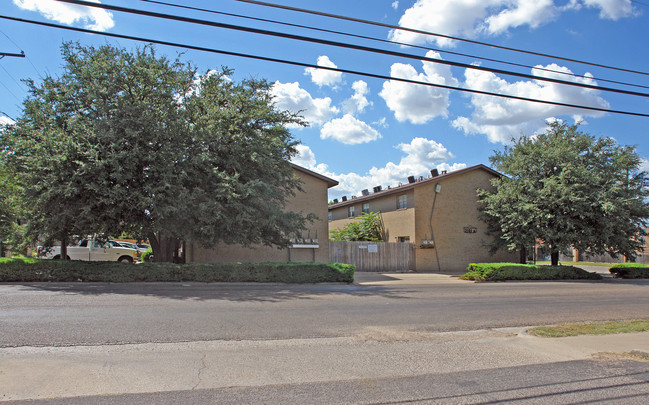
581,0,635,20
452,63,610,143
389,0,636,47
271,81,339,127
342,80,372,114
304,55,343,88
14,0,114,31
379,51,458,124
320,114,381,145
484,0,558,35
292,140,464,198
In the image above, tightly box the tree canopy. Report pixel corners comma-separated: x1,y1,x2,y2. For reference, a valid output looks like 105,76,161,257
0,42,311,262
479,121,649,265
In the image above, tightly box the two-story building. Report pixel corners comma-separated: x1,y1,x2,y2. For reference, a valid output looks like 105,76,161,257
328,164,517,273
187,164,338,264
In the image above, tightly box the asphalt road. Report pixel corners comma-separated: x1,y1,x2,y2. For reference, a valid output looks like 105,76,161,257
2,274,649,403
1,274,649,347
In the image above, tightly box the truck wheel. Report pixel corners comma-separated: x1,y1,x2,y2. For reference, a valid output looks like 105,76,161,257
118,256,134,263
53,255,60,260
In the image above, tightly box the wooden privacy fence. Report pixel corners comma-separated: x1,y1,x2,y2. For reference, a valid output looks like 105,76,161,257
329,241,415,272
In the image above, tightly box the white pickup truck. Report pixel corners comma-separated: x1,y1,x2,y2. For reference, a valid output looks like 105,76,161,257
39,238,140,263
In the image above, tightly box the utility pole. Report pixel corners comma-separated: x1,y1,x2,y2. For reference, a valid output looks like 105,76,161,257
0,51,25,58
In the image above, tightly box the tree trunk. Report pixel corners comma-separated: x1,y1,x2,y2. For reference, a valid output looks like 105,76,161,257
60,233,68,260
149,232,181,263
551,250,559,266
519,245,527,264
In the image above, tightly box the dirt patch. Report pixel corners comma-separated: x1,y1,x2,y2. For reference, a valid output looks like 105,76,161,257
354,327,518,343
592,350,649,362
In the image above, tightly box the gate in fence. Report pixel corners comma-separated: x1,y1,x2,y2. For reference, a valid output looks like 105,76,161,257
329,241,415,272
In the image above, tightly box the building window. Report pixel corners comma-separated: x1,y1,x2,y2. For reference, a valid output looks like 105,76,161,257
362,203,370,214
348,206,355,217
397,194,407,209
328,212,333,221
397,236,410,243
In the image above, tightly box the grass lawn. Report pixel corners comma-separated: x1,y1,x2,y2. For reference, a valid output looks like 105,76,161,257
535,261,614,267
528,320,649,337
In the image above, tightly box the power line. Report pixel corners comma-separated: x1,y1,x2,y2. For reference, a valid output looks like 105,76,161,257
0,63,26,92
54,0,649,99
233,0,649,77
1,111,16,121
1,29,45,78
137,0,649,91
2,14,648,119
631,0,649,7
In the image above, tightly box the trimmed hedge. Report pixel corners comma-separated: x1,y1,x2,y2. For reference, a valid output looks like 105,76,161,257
461,262,602,281
0,258,355,283
609,263,649,279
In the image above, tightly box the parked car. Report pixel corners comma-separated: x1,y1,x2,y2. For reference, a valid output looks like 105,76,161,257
112,240,148,254
38,237,140,263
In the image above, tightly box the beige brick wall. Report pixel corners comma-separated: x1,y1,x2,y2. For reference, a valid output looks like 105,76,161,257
327,167,518,273
413,170,517,273
328,208,416,242
188,168,330,263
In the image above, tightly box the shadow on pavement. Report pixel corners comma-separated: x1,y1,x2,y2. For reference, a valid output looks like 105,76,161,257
6,281,416,302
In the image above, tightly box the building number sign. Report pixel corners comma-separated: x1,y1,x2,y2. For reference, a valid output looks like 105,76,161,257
463,226,478,234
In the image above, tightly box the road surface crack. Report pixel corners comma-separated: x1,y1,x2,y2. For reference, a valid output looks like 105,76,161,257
192,353,207,390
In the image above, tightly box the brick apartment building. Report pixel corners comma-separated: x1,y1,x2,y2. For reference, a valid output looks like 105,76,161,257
328,164,517,273
187,164,338,264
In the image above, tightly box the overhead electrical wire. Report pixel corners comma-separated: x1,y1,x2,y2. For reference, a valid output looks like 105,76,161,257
54,0,649,99
137,0,649,91
2,14,648,119
232,0,649,77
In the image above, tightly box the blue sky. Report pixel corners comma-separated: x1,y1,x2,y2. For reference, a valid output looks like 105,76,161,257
1,0,648,199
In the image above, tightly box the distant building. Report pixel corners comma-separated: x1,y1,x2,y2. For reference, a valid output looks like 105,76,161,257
328,165,517,273
187,164,338,264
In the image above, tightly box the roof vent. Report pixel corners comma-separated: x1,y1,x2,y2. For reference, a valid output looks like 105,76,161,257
361,189,369,196
407,175,416,184
431,169,439,177
341,196,347,202
373,186,382,193
442,170,447,174
351,196,356,199
333,198,338,204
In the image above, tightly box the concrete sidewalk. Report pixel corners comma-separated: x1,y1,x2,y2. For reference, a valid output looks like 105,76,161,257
2,327,648,402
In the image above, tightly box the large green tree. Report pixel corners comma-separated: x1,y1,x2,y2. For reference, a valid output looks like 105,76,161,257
1,42,311,262
0,75,94,258
479,121,649,266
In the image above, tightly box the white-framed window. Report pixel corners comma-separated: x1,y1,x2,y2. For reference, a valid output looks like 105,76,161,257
348,206,355,217
362,203,370,214
328,212,333,221
397,194,407,209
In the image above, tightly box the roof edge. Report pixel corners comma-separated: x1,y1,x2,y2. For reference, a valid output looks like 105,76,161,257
291,163,339,188
328,164,501,209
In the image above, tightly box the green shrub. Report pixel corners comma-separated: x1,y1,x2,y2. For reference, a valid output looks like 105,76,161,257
609,263,649,279
140,248,153,262
0,258,355,283
461,263,602,281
